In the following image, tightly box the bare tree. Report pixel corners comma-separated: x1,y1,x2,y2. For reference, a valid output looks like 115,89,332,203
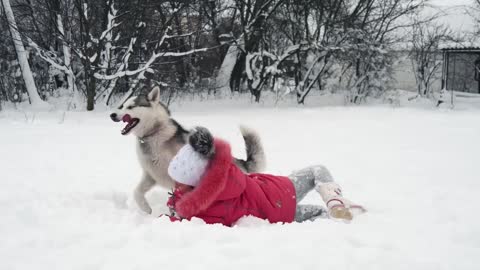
251,0,426,104
472,0,480,34
410,18,452,97
215,0,285,101
1,0,48,108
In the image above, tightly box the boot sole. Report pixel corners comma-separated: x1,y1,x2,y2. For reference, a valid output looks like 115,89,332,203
329,206,353,221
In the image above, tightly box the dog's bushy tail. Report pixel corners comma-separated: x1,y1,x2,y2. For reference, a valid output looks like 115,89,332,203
237,125,266,173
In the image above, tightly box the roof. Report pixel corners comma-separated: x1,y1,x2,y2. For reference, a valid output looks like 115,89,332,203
441,47,480,52
440,40,480,52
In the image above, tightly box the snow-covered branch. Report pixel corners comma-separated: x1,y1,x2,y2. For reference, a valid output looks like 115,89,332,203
28,39,71,74
1,0,48,107
95,29,210,81
161,47,209,57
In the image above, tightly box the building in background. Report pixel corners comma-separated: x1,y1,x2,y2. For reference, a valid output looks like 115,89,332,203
441,46,480,94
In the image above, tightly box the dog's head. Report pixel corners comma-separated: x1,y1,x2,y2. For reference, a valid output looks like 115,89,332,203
110,86,170,137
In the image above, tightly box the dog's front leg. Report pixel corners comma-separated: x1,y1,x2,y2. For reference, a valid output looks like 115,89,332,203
134,173,155,214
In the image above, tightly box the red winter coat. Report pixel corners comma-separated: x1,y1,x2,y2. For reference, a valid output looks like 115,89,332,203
170,139,296,226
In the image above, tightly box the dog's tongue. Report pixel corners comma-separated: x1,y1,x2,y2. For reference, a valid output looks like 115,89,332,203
122,114,132,123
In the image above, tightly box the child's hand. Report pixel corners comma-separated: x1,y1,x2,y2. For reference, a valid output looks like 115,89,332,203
189,126,215,158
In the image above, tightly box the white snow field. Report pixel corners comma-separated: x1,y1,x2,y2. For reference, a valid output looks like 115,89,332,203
1,103,480,270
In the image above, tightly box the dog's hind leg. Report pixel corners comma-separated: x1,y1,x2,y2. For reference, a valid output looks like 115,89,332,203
134,173,155,214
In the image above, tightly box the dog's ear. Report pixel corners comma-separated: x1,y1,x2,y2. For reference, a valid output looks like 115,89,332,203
148,86,161,102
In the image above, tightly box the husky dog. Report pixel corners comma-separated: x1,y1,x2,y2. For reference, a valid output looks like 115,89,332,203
110,87,265,214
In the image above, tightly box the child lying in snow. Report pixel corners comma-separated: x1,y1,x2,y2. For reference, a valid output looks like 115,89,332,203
165,127,366,226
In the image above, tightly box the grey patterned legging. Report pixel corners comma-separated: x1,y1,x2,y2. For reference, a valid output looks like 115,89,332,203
288,165,334,222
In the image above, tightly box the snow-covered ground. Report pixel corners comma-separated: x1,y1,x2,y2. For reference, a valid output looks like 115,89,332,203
1,102,480,270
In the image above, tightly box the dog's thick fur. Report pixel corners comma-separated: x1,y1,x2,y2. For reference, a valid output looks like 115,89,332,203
110,87,266,214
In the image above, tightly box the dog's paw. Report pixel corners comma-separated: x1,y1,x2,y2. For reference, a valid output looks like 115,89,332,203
139,203,152,215
134,193,153,214
189,126,215,158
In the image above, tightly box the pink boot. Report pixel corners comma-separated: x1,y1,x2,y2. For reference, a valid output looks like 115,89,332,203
317,182,366,221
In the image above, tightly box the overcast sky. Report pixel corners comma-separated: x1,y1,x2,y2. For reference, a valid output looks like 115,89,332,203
429,0,476,32
431,0,473,6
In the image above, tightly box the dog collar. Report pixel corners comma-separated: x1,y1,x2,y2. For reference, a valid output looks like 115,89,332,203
138,126,161,144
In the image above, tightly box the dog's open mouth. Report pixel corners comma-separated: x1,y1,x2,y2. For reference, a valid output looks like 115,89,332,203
121,114,139,135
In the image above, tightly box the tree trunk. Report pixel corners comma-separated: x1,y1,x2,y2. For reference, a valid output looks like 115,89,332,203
216,44,240,93
56,13,75,93
84,65,96,111
254,89,261,102
87,71,97,111
2,0,48,108
230,52,246,92
86,76,95,111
